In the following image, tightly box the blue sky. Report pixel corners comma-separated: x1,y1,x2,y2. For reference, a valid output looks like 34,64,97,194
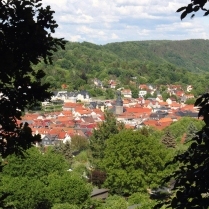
42,0,209,45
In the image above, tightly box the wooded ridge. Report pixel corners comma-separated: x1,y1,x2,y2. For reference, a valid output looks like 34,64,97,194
35,39,209,97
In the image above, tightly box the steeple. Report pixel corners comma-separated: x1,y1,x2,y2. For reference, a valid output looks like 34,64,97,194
115,91,123,115
116,91,123,106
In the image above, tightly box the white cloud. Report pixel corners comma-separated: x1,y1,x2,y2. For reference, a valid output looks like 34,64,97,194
41,0,209,44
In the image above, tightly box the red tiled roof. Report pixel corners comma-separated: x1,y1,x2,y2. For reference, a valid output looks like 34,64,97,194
159,101,168,106
63,102,82,108
125,124,135,129
125,107,151,114
181,105,195,111
143,120,172,130
58,132,66,139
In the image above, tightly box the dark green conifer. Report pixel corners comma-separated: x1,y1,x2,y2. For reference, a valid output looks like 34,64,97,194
161,130,176,148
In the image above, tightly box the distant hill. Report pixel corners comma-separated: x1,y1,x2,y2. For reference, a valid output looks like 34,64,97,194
103,39,209,72
36,39,209,96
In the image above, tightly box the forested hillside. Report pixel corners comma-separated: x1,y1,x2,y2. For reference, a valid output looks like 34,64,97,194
35,40,209,96
104,39,209,72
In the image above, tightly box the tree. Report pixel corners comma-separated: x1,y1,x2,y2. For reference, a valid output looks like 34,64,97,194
46,172,91,206
1,147,69,180
185,98,196,105
185,122,198,143
101,195,128,209
71,135,89,152
52,203,79,209
154,2,209,207
53,142,73,165
177,0,209,20
90,169,107,188
0,0,65,157
128,192,156,209
105,88,115,99
161,130,176,148
0,147,91,208
161,91,170,102
102,129,172,195
131,87,139,98
89,111,124,164
154,94,209,209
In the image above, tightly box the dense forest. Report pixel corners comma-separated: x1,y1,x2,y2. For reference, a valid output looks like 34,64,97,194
34,39,209,97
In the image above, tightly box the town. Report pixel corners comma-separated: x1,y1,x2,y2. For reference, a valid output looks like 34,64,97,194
21,83,198,146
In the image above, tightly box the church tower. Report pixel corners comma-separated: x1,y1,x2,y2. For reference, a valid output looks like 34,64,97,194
115,91,123,115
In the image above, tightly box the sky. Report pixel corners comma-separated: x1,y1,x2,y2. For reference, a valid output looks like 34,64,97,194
42,0,209,45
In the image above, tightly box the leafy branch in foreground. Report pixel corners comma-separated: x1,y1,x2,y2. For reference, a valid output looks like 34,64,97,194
177,0,209,20
0,0,66,157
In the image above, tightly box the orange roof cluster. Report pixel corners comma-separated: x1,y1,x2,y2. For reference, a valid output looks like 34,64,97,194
181,105,195,111
143,120,173,130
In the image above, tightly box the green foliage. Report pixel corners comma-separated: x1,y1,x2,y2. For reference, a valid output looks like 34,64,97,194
71,135,89,152
99,195,127,209
89,111,125,164
53,142,73,165
0,147,91,208
0,176,49,209
46,172,91,205
2,147,69,178
102,129,173,195
37,40,209,98
128,192,156,209
128,192,151,205
0,0,66,157
165,117,204,143
185,122,198,142
52,203,80,209
185,98,196,105
161,92,170,101
74,151,89,163
130,86,139,98
161,130,176,148
154,93,209,208
105,89,115,99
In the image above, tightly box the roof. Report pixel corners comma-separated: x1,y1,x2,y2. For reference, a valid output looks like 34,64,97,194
91,188,109,197
125,107,151,114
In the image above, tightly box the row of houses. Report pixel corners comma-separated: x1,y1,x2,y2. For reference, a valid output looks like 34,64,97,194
94,79,194,99
49,85,194,105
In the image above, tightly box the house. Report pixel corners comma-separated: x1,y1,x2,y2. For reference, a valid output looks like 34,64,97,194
51,90,91,103
41,134,60,146
139,84,148,90
121,89,132,98
109,80,117,89
185,94,194,99
94,78,103,88
175,91,184,98
156,95,163,102
63,102,78,111
76,90,91,102
138,90,147,97
187,85,193,92
174,110,198,118
51,91,68,101
166,98,172,105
